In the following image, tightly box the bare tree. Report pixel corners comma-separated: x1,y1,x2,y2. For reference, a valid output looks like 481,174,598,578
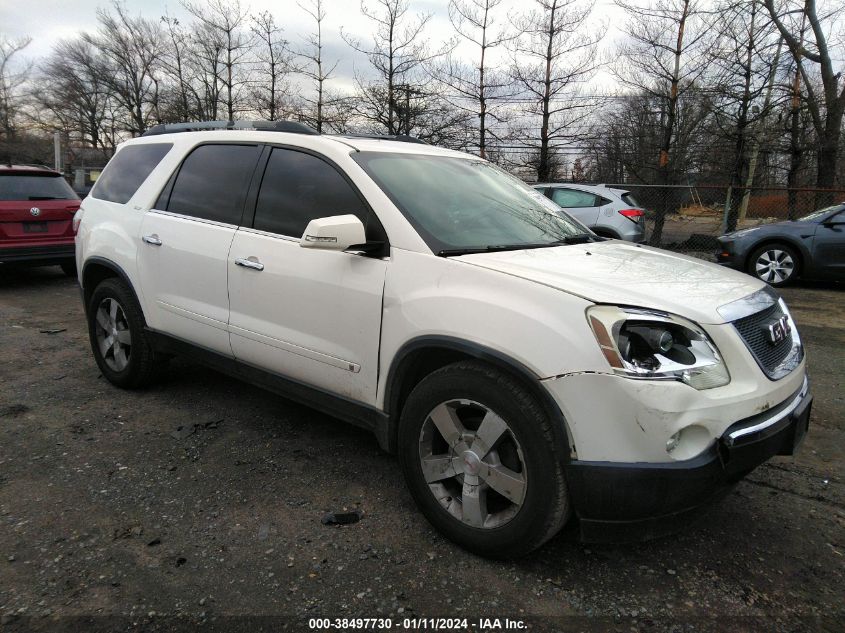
183,0,254,121
764,0,845,202
160,13,193,122
510,0,603,182
37,39,114,153
0,35,32,144
343,0,448,135
708,0,781,231
83,1,164,135
294,0,338,132
433,0,516,157
252,11,293,121
614,0,710,244
185,21,225,120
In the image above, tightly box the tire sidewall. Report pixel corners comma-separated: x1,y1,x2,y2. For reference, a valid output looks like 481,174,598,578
398,366,564,557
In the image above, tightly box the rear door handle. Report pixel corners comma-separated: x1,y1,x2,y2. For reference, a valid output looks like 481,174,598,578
142,234,162,246
234,257,264,271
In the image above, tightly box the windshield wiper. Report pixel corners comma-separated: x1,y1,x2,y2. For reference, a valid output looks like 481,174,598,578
28,196,62,200
437,237,597,257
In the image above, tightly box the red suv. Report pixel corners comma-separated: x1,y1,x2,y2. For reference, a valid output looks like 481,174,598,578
0,165,81,275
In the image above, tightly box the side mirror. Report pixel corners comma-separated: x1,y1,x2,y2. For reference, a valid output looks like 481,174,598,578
300,214,366,251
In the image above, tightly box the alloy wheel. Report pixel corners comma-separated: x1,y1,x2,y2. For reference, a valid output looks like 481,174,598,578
94,297,132,372
754,249,795,284
418,399,527,529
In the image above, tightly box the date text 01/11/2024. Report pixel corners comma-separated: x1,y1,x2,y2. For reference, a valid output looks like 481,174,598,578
307,617,527,630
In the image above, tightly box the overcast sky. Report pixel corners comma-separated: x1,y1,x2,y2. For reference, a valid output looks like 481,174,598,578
0,0,622,93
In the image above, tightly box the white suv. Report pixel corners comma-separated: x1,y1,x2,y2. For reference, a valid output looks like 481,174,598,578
75,121,811,557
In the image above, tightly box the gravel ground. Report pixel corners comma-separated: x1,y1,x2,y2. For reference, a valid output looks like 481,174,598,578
0,266,842,633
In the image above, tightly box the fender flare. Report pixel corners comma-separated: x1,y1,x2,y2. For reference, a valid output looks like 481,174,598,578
382,335,574,459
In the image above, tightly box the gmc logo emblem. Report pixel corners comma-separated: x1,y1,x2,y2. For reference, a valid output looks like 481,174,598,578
764,315,791,345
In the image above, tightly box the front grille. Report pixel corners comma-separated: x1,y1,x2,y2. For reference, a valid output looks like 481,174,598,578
732,303,794,378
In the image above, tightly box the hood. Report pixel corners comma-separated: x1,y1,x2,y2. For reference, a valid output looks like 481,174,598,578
456,241,765,324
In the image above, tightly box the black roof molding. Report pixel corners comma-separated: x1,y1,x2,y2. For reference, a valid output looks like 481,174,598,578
142,120,319,137
339,134,427,145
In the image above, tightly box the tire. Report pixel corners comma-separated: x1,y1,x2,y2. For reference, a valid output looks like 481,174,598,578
398,361,570,558
60,261,77,277
747,243,800,287
86,278,161,389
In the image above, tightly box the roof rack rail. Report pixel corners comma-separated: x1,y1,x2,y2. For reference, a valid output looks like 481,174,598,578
339,133,427,145
142,120,319,137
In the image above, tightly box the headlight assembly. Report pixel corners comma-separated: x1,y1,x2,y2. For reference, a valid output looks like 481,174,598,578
586,305,731,390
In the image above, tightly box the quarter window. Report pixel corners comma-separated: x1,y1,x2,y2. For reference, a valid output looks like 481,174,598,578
253,148,370,237
165,144,261,224
550,188,599,208
92,143,172,204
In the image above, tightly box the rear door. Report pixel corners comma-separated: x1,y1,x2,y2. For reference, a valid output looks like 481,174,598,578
547,187,602,227
137,143,263,356
0,172,80,249
228,146,388,404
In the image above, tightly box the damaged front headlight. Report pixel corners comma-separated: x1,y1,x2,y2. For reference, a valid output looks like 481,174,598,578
586,305,730,390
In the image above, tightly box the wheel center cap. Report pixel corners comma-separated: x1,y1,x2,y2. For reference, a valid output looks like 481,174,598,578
462,450,481,476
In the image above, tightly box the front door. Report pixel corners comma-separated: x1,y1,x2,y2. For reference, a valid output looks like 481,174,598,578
228,147,387,404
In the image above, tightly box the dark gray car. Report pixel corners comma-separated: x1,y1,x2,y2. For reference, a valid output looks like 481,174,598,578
716,204,845,286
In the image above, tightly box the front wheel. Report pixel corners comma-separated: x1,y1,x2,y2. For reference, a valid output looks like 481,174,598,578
748,243,799,287
398,361,570,558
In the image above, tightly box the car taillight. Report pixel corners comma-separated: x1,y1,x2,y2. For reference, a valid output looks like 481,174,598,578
72,209,84,233
618,208,644,222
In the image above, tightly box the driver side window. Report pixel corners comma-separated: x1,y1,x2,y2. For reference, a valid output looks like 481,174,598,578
253,148,373,238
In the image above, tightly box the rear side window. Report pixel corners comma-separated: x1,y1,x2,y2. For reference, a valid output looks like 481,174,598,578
621,192,641,207
550,188,599,208
0,174,78,201
92,143,172,204
165,144,261,225
253,148,370,237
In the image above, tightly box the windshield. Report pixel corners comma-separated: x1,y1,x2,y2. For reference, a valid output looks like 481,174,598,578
798,204,844,222
353,152,591,254
0,173,78,201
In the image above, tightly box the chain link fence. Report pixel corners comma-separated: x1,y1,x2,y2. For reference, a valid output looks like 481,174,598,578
604,184,845,260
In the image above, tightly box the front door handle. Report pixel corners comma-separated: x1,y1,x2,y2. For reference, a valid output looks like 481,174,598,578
234,257,264,271
142,234,162,246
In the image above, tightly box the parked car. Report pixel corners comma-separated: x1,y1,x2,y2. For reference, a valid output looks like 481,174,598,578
717,204,845,286
75,121,810,557
0,164,81,275
533,182,646,242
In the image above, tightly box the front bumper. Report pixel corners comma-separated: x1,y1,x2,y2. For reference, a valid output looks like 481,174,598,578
715,237,743,269
564,377,812,542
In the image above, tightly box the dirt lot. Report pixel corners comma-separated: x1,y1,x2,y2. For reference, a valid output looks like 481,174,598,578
1,266,842,633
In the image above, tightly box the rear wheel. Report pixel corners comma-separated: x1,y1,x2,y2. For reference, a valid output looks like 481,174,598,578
86,278,161,388
398,361,570,558
748,243,799,287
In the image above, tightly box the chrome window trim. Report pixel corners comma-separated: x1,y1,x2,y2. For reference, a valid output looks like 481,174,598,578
148,209,238,230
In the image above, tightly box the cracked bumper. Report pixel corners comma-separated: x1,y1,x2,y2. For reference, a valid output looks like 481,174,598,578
561,378,811,542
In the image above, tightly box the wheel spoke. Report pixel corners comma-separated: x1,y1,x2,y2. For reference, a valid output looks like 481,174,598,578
421,454,458,483
472,410,508,458
96,308,110,331
115,328,132,345
113,344,128,368
461,480,487,528
483,463,526,505
109,299,117,321
99,335,112,357
429,403,464,447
